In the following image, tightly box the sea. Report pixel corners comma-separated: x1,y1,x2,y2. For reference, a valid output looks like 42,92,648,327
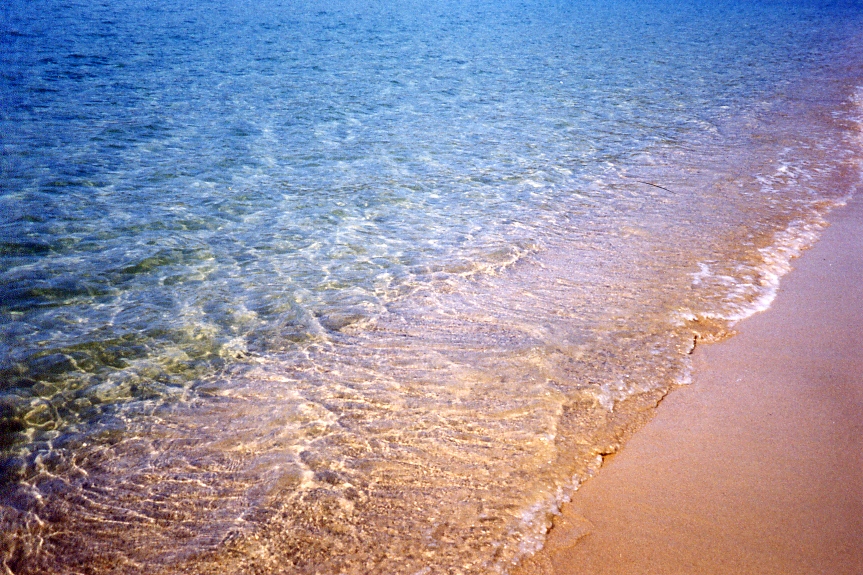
2,0,862,573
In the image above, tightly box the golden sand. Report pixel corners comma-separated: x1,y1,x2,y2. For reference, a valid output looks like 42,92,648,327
517,194,863,575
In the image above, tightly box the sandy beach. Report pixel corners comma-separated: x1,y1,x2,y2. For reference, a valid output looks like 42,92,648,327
5,3,863,571
517,192,863,575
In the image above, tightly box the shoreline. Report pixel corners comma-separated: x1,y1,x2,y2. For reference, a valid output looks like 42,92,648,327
515,192,863,574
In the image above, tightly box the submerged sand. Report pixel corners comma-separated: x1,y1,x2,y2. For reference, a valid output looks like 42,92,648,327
516,193,863,574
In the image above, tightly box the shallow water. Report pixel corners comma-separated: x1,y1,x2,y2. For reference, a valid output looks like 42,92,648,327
2,0,863,573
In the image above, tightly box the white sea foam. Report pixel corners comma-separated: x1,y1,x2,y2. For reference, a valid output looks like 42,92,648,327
728,214,832,322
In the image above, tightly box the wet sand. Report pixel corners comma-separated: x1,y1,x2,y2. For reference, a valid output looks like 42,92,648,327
516,192,863,575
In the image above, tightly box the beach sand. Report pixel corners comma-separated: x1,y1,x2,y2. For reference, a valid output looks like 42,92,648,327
516,193,863,575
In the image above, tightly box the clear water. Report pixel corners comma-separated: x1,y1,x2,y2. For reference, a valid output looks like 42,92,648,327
1,0,862,573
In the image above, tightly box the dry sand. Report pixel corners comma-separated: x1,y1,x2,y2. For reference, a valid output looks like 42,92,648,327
516,193,863,575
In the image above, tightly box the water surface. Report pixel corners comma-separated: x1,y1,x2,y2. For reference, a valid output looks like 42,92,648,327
2,0,862,572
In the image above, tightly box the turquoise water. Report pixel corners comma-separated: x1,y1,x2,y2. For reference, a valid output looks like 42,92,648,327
2,0,862,572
